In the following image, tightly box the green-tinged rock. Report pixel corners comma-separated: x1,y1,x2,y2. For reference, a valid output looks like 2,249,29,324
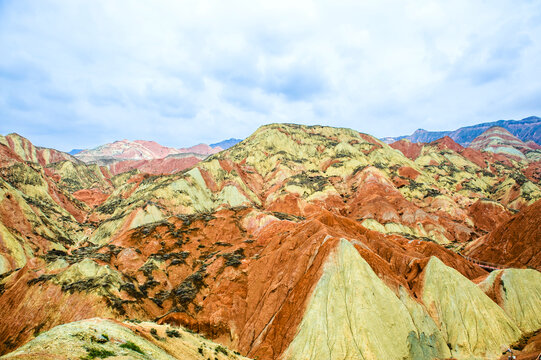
284,239,446,360
479,268,541,333
422,257,521,359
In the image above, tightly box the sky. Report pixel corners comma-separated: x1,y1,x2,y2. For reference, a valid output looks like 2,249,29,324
0,0,540,151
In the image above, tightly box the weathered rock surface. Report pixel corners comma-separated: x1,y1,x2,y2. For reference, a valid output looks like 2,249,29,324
465,199,541,270
284,239,450,360
383,116,541,146
422,257,521,359
479,269,541,333
0,318,250,360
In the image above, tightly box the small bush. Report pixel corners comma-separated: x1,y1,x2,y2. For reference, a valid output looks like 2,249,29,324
166,329,181,338
82,347,115,359
119,341,144,354
215,345,228,355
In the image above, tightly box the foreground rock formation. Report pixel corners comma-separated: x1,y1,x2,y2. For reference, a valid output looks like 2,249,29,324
1,318,249,360
1,123,540,359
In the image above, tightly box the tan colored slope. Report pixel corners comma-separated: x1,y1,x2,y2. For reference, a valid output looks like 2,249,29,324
479,268,541,333
0,318,250,360
283,239,450,360
422,257,521,359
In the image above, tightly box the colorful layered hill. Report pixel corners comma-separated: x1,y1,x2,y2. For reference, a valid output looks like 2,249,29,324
1,124,540,360
75,139,225,176
1,133,81,167
75,139,222,164
383,115,541,146
469,126,541,161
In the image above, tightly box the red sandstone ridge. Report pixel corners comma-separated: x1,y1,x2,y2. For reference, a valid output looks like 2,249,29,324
468,199,511,233
107,156,202,176
72,188,110,208
390,139,423,160
465,199,541,270
429,136,464,152
1,123,540,360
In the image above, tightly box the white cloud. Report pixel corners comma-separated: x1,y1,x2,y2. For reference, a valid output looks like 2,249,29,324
0,0,540,150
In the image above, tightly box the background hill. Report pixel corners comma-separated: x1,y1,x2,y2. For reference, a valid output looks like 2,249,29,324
382,116,541,146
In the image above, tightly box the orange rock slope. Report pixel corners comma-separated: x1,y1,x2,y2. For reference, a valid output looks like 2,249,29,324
465,199,541,270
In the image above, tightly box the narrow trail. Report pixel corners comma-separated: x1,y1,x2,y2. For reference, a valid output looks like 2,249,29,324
457,252,508,272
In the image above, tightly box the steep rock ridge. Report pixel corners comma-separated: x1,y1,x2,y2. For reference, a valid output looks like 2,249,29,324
422,257,521,359
479,269,541,333
392,134,541,211
0,207,489,359
383,116,541,146
284,239,450,360
464,199,541,270
2,133,81,167
0,318,251,360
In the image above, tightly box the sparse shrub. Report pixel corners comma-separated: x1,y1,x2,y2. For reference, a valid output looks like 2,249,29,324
215,345,228,355
119,340,144,354
82,346,115,359
166,329,181,338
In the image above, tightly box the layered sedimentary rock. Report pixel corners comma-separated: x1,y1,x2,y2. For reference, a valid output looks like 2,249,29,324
479,269,541,333
1,123,540,360
284,240,450,360
422,257,521,358
465,199,541,270
469,126,541,161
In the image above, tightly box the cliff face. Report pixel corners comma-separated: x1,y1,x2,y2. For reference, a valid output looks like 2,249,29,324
1,123,540,360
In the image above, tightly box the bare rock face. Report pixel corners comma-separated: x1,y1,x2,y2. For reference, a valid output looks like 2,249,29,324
469,126,540,160
75,139,221,163
422,257,521,359
284,239,450,360
479,269,541,333
465,199,541,270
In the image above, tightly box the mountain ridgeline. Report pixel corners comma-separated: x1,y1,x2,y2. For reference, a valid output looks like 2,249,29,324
382,116,541,146
0,122,540,360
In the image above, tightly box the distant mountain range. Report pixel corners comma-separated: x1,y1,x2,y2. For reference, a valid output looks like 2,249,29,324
74,139,222,164
210,138,242,149
382,116,541,146
69,138,243,159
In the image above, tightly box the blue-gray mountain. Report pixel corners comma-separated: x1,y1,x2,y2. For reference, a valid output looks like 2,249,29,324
382,116,541,146
210,138,243,149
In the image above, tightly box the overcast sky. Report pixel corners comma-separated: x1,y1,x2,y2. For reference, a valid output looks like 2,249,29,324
0,0,540,151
